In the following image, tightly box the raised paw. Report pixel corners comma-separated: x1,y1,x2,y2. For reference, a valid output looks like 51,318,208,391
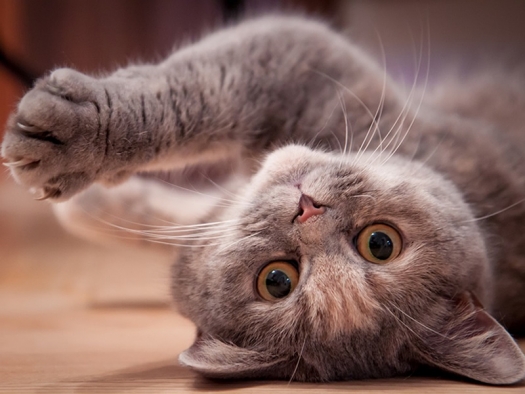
2,68,109,200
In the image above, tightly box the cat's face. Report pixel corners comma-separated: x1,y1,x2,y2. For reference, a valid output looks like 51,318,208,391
173,145,525,384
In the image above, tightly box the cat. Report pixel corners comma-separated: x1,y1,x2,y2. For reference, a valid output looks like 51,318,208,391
2,15,525,385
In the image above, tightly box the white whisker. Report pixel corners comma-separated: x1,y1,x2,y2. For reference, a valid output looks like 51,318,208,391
288,335,308,384
388,302,450,340
380,21,431,166
462,198,525,223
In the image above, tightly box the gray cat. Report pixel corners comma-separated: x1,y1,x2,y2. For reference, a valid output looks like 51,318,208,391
3,16,525,384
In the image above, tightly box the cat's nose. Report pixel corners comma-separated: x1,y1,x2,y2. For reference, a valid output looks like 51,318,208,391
296,194,325,223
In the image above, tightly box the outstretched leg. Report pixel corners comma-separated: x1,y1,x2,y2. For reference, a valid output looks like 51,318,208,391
2,16,401,201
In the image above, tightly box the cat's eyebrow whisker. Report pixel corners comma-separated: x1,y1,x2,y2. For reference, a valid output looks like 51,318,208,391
380,22,431,166
406,125,424,166
338,89,350,156
310,68,380,162
356,30,388,166
360,87,413,170
311,100,339,149
365,42,421,168
461,198,525,223
364,22,429,170
329,129,343,154
410,132,448,174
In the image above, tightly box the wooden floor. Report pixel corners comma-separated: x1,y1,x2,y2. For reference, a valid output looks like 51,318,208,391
1,172,524,393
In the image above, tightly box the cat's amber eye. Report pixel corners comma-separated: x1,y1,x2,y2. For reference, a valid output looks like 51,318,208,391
356,224,402,264
257,261,299,302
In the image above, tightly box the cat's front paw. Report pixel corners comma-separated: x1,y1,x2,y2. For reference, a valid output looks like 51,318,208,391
2,68,109,200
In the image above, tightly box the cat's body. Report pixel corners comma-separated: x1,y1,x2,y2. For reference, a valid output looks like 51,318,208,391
2,16,525,384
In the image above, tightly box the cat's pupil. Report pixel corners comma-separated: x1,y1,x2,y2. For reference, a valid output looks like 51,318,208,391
265,269,292,298
368,231,393,260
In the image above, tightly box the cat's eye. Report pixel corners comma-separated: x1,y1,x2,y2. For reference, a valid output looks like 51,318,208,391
257,261,299,302
356,224,402,264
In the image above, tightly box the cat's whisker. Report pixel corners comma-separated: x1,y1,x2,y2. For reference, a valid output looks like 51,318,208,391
360,82,413,169
77,202,241,237
365,49,421,167
337,89,350,156
83,200,241,232
363,23,428,169
81,211,239,240
461,198,525,223
355,30,388,165
382,303,426,343
410,132,447,174
139,224,240,234
218,231,262,252
152,176,252,206
145,234,237,241
329,129,344,154
138,238,227,248
288,335,308,384
380,22,431,166
311,100,339,149
388,302,451,340
73,205,239,248
406,126,424,166
198,174,246,201
140,226,240,236
310,68,380,163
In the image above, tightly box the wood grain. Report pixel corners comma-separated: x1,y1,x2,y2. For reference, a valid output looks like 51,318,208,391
1,171,524,393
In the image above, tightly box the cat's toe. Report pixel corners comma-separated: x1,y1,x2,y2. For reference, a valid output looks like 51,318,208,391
1,70,107,200
45,68,103,102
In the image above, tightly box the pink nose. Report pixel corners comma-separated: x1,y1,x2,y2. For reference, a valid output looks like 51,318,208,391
297,194,325,223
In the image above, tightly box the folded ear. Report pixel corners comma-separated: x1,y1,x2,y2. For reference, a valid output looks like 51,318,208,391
178,331,287,379
414,291,525,385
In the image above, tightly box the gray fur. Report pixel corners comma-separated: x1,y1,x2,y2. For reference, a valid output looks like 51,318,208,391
2,16,525,384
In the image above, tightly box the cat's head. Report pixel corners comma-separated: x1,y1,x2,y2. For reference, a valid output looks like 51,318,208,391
173,145,525,384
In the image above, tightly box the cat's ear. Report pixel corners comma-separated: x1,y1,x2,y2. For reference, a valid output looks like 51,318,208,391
414,291,525,384
179,331,286,379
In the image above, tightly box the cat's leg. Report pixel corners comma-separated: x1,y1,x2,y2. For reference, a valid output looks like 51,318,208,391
2,16,401,201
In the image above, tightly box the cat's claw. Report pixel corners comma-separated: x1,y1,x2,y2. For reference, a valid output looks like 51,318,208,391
1,67,107,200
16,122,41,133
3,158,39,168
34,187,61,201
